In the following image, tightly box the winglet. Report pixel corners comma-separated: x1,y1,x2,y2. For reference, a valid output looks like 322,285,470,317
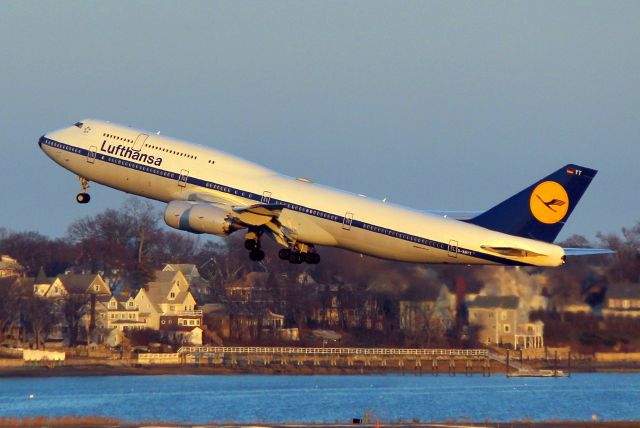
465,164,597,243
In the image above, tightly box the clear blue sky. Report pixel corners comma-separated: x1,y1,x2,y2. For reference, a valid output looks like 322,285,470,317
0,1,638,241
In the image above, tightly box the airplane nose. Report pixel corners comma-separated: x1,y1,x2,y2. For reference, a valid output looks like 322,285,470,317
38,135,46,148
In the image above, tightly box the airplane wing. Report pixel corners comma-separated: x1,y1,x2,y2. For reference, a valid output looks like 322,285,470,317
232,203,286,226
181,191,285,227
186,191,244,206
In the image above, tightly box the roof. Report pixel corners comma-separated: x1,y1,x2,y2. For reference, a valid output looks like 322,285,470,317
98,294,135,311
228,272,269,289
607,283,640,299
469,295,520,309
201,303,228,315
144,280,192,307
0,256,22,271
154,271,177,282
164,264,199,276
58,274,103,294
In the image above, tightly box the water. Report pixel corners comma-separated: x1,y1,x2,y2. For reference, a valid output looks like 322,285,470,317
0,373,638,423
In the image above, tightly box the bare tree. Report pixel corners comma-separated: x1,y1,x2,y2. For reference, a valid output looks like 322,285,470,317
0,279,21,342
21,296,56,349
62,294,89,346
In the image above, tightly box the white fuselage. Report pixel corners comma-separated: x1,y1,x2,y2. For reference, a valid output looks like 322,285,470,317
39,120,565,267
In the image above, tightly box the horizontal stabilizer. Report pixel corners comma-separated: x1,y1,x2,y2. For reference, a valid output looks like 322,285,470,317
563,248,615,256
427,210,482,220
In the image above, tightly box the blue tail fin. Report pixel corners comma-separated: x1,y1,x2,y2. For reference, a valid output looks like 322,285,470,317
465,164,597,243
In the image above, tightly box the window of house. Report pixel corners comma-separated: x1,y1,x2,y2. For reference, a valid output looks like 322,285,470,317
170,305,175,311
500,311,507,321
623,299,631,309
504,324,511,333
170,292,175,299
94,284,99,291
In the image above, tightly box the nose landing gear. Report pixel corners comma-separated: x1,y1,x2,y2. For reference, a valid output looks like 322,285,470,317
76,176,91,204
245,230,265,262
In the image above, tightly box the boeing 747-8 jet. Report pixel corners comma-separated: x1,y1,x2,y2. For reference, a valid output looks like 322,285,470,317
39,120,611,266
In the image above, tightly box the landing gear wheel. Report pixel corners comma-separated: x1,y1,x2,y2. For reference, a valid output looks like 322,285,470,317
249,249,265,261
289,252,304,264
245,239,259,251
278,249,292,260
76,193,91,204
306,253,321,264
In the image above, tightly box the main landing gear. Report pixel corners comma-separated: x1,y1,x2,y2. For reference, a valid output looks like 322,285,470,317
245,230,265,262
278,247,321,265
244,230,320,264
76,176,91,204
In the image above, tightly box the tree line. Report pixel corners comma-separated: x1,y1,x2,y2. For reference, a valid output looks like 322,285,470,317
1,197,639,349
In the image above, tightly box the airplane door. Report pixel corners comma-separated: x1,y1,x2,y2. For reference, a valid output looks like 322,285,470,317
448,239,458,258
87,146,97,164
133,133,148,151
342,212,354,230
178,169,189,188
261,191,272,203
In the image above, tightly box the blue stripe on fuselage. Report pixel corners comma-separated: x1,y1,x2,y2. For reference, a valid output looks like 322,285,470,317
39,137,531,266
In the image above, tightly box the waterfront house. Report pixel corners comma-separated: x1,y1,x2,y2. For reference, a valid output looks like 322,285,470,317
399,285,455,334
603,283,640,318
162,263,210,299
225,271,270,303
468,295,544,349
32,270,110,300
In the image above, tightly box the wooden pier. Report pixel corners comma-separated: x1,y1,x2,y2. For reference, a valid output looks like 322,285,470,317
174,346,494,375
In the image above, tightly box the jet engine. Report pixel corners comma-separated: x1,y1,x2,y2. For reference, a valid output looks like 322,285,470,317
164,201,239,236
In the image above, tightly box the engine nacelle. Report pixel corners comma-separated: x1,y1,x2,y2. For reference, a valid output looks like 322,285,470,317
164,201,238,236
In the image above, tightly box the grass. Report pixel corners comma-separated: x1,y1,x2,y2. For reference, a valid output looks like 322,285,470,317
0,416,121,427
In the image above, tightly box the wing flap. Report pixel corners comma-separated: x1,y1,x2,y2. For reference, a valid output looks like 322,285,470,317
232,203,286,226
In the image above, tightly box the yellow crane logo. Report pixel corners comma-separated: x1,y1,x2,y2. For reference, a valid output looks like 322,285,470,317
529,181,569,224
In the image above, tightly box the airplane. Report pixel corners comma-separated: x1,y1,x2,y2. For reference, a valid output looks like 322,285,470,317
38,119,612,267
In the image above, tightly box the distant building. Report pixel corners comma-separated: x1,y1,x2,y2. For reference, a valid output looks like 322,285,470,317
559,303,592,314
0,256,23,278
603,283,640,318
162,263,209,299
399,285,455,333
32,270,110,299
225,272,270,303
96,269,203,345
468,295,544,349
202,303,230,342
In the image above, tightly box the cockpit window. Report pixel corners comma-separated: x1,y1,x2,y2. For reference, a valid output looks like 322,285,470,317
73,122,83,128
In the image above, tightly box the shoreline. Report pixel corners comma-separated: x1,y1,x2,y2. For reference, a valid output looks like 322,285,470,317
1,417,640,428
1,358,639,378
